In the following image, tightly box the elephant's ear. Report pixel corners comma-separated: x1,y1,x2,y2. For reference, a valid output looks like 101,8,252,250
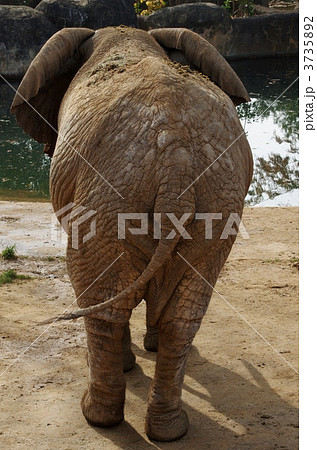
10,27,95,157
149,28,250,106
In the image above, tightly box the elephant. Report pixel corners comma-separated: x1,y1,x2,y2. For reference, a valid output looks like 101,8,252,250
11,26,253,441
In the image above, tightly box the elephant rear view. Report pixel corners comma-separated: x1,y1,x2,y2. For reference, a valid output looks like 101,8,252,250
11,26,253,442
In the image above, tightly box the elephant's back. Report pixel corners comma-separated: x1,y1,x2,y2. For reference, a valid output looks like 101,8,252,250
53,55,252,212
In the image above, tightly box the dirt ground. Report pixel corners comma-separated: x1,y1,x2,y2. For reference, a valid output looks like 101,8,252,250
0,202,298,449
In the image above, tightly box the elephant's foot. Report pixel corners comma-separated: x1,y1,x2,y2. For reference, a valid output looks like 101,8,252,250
144,327,159,352
81,386,124,427
145,408,189,442
123,348,136,372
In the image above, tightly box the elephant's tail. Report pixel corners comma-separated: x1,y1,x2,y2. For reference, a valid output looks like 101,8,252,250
41,235,183,324
41,182,195,325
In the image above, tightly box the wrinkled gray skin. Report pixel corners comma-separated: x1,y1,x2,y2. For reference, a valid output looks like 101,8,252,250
11,26,253,441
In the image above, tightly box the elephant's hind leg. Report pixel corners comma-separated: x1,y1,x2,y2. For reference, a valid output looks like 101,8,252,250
145,325,191,441
145,271,213,441
122,322,136,372
144,324,159,352
84,322,135,372
81,316,126,427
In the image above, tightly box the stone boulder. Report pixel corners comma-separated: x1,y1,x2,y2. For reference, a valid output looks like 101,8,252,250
35,0,138,29
0,5,58,78
138,3,232,54
255,0,269,5
167,0,269,5
168,0,224,5
229,12,299,59
0,1,41,6
35,0,88,28
85,0,137,29
139,2,231,33
139,2,298,59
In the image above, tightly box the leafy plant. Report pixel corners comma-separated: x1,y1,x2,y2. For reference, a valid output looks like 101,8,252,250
134,0,167,16
223,0,254,17
0,269,31,286
290,257,299,264
44,256,56,261
42,255,65,262
1,244,17,260
290,257,299,269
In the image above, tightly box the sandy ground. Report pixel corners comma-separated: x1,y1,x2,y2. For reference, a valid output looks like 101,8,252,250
0,202,298,449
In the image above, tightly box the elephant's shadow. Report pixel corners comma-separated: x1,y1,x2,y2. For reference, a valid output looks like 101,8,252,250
93,344,298,449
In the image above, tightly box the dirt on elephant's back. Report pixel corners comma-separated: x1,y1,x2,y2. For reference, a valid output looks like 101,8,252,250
0,203,298,449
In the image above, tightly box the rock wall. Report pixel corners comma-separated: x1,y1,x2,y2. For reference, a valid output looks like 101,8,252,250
228,13,299,59
0,0,137,78
35,0,137,29
138,3,232,56
0,6,58,78
0,2,298,78
139,3,299,60
168,0,270,5
168,0,224,5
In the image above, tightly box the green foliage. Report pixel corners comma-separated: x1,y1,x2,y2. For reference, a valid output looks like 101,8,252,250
223,0,255,17
290,257,299,264
0,269,31,286
42,255,65,262
262,259,282,264
1,244,17,260
134,0,168,16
